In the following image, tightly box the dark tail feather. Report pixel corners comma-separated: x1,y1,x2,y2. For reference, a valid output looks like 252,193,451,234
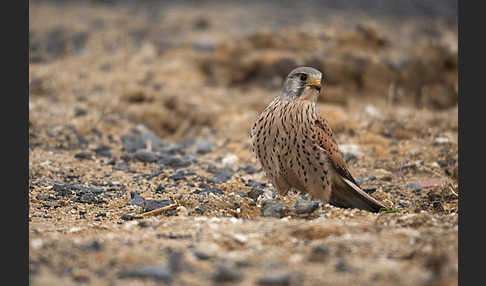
330,177,387,213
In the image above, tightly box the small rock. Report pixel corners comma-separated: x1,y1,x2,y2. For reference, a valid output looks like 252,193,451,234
128,192,145,207
119,265,172,282
94,145,112,158
257,272,291,286
294,200,320,214
212,265,242,283
143,199,172,212
134,150,158,163
157,155,192,169
239,164,261,175
79,240,102,251
121,214,134,221
74,107,87,117
74,152,93,160
261,201,286,218
195,140,213,154
169,171,187,181
193,251,211,260
308,246,330,262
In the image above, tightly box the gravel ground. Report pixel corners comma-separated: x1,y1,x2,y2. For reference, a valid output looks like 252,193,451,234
29,1,458,285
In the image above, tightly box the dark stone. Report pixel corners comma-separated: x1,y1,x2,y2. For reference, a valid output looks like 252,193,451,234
128,192,145,207
74,192,106,204
294,200,320,214
46,28,67,58
74,152,93,160
157,155,192,169
193,17,210,30
36,194,58,201
93,145,112,158
390,150,399,155
134,150,159,163
143,199,172,212
74,107,87,117
402,163,417,169
52,183,71,196
121,214,135,221
257,272,291,286
73,32,89,53
245,180,266,189
363,188,377,194
155,185,166,194
248,201,257,206
207,167,234,184
261,201,286,218
43,203,61,208
193,251,211,260
119,265,172,282
169,171,187,181
247,188,264,201
212,265,242,283
382,131,393,138
239,165,261,175
335,259,354,272
308,246,330,262
80,240,102,251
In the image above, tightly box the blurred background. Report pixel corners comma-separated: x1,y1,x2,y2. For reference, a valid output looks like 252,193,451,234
29,0,457,141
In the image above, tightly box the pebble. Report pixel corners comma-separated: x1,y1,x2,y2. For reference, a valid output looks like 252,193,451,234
134,150,159,163
212,265,242,283
257,272,291,286
195,140,213,154
143,199,172,212
261,201,286,218
294,200,320,214
169,171,187,181
74,152,93,160
308,246,330,262
94,145,112,158
157,155,192,169
119,265,172,282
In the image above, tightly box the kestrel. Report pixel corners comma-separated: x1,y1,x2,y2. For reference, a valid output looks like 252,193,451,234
250,66,387,212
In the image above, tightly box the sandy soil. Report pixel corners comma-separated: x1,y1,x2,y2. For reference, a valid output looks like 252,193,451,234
29,1,458,285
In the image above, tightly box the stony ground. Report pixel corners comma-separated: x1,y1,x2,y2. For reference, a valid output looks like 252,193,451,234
29,1,458,285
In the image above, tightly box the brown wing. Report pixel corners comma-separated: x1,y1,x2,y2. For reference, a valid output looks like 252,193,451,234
314,115,359,186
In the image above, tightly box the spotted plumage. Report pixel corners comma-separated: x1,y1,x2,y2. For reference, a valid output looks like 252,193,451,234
250,66,387,212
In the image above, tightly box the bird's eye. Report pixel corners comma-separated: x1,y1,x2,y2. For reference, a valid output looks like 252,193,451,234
299,74,308,81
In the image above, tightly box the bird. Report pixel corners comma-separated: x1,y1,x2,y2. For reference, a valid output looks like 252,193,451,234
249,66,387,212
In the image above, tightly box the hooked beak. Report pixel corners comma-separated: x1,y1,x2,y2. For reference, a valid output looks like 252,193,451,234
307,79,321,92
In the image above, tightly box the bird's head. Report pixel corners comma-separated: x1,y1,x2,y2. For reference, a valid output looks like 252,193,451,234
279,66,322,102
